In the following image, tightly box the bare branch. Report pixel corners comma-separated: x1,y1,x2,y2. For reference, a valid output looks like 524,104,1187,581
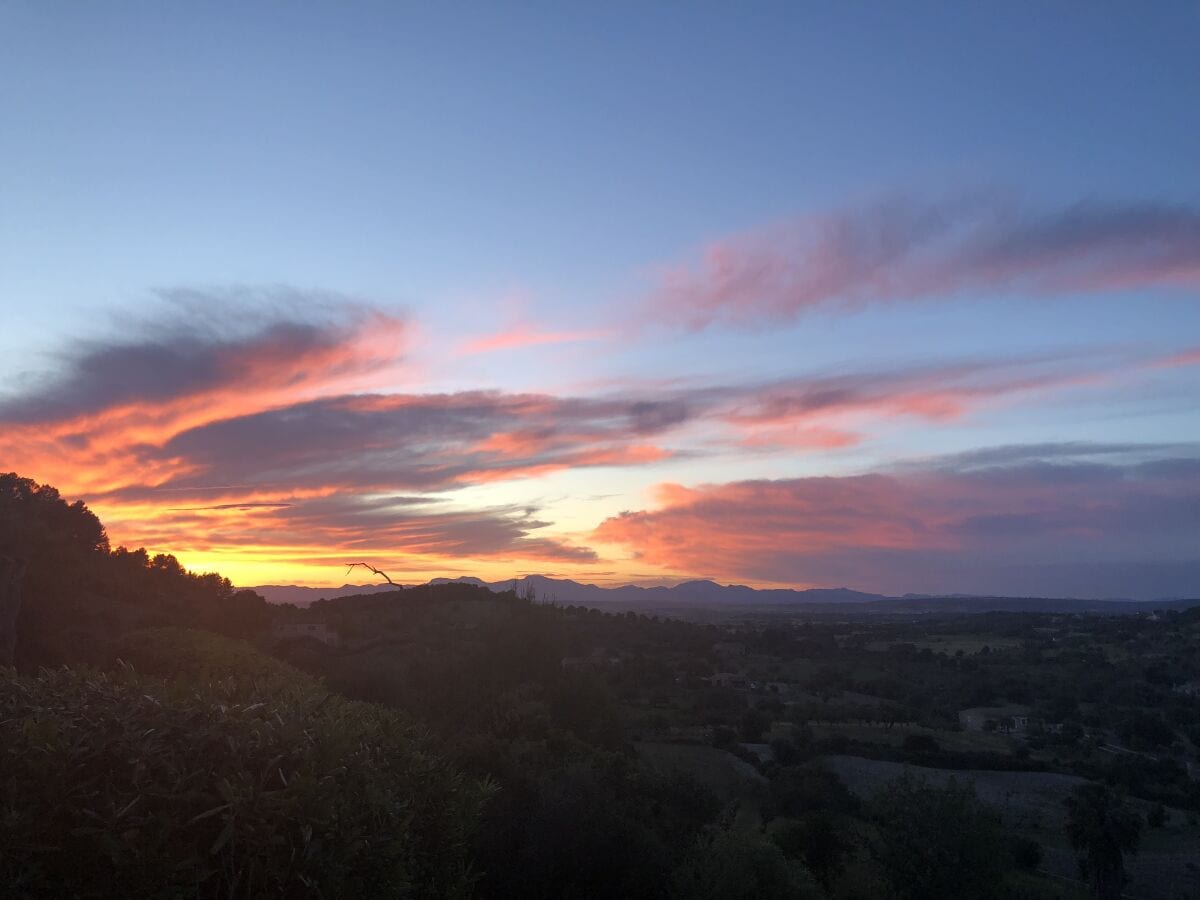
345,562,396,585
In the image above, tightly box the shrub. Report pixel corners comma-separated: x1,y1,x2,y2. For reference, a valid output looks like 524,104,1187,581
1146,802,1166,828
901,733,940,753
739,707,772,743
770,811,852,887
1009,835,1043,871
112,626,297,683
0,630,489,898
769,737,799,767
869,774,1005,899
765,762,859,819
711,725,738,748
1064,783,1141,899
815,732,850,754
673,824,822,900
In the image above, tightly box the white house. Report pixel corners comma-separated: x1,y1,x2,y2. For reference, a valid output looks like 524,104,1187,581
958,705,1033,733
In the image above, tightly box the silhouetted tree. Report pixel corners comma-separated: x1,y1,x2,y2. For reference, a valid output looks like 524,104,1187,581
0,474,108,666
674,823,821,899
869,774,1004,899
1064,783,1141,899
0,556,26,666
1,474,270,665
1146,802,1166,828
771,810,851,888
740,707,771,742
902,733,940,753
769,737,799,766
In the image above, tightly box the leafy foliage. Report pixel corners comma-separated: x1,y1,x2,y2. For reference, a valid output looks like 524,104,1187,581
1064,783,1141,900
0,630,489,898
868,774,1005,899
672,823,822,900
111,626,297,683
769,811,852,889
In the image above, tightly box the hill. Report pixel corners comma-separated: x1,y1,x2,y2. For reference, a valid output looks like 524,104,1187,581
247,581,399,606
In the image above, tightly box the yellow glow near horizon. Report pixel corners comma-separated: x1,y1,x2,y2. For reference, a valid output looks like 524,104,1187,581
165,546,665,590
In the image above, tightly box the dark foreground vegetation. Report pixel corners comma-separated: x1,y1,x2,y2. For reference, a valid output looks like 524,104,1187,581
3,474,1198,898
2,631,484,897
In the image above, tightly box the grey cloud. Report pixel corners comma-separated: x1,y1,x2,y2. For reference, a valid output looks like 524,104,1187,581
0,292,404,425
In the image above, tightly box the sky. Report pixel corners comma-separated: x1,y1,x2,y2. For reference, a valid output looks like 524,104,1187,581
1,2,1198,598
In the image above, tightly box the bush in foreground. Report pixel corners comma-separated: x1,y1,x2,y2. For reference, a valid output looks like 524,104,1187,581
672,823,822,900
0,630,489,898
868,774,1005,899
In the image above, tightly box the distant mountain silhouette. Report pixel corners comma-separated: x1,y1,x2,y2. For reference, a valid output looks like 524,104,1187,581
487,575,888,608
250,574,1198,613
248,575,885,607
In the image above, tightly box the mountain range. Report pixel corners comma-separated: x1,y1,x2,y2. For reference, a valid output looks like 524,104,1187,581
247,575,1198,615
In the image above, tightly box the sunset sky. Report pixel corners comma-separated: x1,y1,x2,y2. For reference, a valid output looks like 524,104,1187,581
2,3,1198,597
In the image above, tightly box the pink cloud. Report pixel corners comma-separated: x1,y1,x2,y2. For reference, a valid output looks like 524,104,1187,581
714,358,1111,447
459,323,610,355
593,447,1200,597
736,425,862,450
1152,347,1200,368
649,195,1200,329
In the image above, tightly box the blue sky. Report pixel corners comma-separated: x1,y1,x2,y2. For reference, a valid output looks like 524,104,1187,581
1,3,1197,595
